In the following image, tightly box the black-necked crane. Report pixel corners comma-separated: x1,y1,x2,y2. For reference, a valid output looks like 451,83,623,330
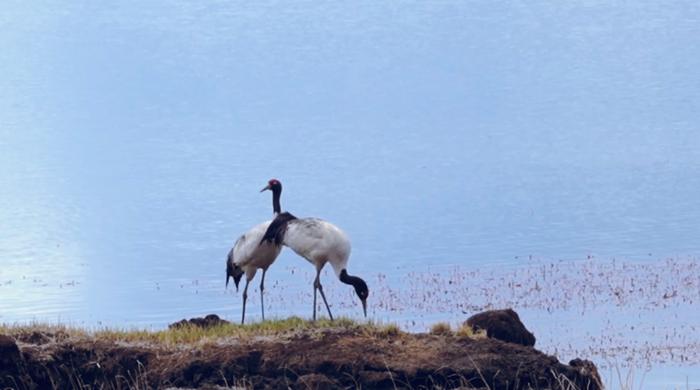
225,179,284,324
260,203,369,321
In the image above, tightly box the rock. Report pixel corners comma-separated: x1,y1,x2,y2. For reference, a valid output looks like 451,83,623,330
0,334,21,368
169,314,230,329
570,358,603,389
465,308,536,347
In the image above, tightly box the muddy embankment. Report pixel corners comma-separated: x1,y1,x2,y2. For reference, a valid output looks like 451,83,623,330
0,310,602,389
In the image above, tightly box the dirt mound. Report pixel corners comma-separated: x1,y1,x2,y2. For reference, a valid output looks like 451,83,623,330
0,335,21,369
465,308,536,347
569,358,603,389
1,321,601,389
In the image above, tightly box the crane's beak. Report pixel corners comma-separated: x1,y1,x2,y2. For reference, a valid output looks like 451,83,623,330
260,184,271,192
361,298,367,318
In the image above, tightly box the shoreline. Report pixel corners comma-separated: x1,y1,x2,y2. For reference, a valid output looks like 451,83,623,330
3,256,699,388
0,314,603,389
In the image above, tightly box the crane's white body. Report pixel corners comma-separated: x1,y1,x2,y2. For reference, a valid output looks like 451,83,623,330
282,218,351,276
227,217,283,324
230,220,282,280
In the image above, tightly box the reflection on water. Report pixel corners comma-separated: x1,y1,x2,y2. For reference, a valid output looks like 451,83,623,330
1,1,699,387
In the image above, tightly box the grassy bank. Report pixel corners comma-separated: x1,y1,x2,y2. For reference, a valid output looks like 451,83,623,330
1,317,411,345
0,316,601,390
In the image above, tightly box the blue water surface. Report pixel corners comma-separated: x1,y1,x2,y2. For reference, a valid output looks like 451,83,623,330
1,1,699,387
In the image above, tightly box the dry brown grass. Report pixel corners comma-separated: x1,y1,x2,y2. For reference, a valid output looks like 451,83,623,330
429,322,452,336
455,324,487,340
0,317,405,346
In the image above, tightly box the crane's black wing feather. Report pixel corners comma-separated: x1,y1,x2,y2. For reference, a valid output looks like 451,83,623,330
260,212,298,246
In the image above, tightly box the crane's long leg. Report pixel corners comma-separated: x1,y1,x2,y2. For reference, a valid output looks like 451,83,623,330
313,278,318,321
259,268,267,321
314,268,334,321
318,283,334,321
241,279,251,325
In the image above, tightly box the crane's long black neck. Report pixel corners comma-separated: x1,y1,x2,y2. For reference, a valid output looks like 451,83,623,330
271,186,282,215
339,269,367,292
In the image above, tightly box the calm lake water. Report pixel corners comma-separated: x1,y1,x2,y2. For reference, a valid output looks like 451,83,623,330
1,1,699,388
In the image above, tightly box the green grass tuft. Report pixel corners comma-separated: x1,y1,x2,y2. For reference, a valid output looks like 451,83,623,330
94,316,362,344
